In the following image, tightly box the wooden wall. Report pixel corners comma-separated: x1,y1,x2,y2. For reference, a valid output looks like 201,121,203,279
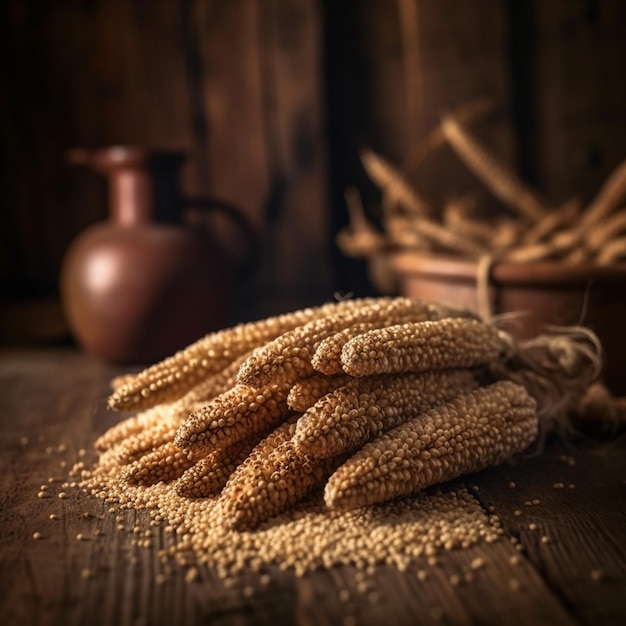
0,0,330,325
2,0,626,340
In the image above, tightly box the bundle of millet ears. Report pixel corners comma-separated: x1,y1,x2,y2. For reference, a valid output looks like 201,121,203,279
101,296,623,531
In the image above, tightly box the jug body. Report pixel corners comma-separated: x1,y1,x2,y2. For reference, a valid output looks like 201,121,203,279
61,146,237,364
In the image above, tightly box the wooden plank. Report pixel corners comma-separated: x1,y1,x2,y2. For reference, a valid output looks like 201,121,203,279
182,0,332,317
472,441,626,625
188,0,270,228
357,0,516,194
0,0,198,299
1,0,333,328
254,0,331,308
403,0,514,146
0,351,109,625
517,0,626,203
324,0,518,297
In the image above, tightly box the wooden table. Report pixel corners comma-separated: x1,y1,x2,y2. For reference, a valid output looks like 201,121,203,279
1,349,625,626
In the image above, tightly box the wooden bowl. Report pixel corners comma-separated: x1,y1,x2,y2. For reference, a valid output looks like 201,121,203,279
389,251,626,394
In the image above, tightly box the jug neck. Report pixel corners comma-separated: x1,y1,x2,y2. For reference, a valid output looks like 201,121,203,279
69,146,187,226
109,167,154,226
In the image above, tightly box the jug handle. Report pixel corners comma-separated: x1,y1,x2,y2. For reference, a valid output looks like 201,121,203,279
183,197,261,277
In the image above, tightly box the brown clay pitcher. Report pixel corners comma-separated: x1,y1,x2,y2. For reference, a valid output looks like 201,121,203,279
61,146,257,364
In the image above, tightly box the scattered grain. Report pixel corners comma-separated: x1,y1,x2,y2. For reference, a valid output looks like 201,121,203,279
81,451,498,581
185,567,199,584
32,532,43,540
58,492,67,499
63,297,571,586
356,580,370,594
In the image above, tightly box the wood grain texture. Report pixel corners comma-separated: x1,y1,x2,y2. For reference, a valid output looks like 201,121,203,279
348,0,516,194
3,0,626,325
1,349,625,625
473,440,626,626
511,0,626,203
323,0,520,295
1,0,331,323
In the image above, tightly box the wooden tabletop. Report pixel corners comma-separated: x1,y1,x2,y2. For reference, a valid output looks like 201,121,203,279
1,349,625,626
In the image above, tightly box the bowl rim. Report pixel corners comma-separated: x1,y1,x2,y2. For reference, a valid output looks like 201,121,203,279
388,251,626,286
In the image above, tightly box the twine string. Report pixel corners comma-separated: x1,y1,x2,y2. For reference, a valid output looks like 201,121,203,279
491,325,605,445
475,253,498,322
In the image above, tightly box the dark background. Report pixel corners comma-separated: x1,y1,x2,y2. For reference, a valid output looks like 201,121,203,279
2,0,626,345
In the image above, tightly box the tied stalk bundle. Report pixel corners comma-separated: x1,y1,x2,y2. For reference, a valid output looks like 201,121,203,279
95,296,622,537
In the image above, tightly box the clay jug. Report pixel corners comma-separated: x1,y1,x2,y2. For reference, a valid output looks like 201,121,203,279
61,146,256,364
